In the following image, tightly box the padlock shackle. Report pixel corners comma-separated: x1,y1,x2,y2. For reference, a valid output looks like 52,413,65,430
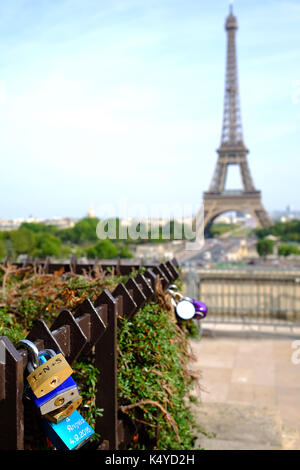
16,339,39,370
26,348,57,373
38,349,56,363
168,284,178,292
171,291,183,302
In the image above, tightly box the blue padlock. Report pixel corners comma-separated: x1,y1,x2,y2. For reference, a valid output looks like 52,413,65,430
26,375,80,415
42,409,95,450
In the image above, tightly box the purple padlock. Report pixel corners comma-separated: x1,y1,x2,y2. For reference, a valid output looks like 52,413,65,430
192,299,208,320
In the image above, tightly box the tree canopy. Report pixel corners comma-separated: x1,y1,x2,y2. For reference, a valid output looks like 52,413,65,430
0,218,133,260
256,238,274,259
255,220,300,242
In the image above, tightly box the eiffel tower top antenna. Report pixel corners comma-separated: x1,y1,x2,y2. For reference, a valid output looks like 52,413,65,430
219,0,244,149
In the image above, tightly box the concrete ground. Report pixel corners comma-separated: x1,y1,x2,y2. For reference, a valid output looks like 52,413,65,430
189,331,300,450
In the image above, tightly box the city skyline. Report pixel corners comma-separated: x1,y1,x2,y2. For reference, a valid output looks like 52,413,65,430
1,0,299,219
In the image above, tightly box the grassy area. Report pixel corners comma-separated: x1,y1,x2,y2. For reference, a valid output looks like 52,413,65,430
209,223,241,237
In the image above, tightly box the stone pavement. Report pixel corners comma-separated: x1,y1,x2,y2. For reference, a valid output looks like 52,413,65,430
189,332,300,450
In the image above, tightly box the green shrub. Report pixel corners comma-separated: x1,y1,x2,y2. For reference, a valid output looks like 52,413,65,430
278,244,300,257
86,239,119,259
118,302,198,449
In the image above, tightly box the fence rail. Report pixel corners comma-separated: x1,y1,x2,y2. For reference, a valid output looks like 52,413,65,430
183,267,300,326
0,259,179,450
2,255,179,277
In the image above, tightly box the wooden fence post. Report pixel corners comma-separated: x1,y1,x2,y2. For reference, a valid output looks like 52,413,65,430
94,289,118,449
0,337,24,450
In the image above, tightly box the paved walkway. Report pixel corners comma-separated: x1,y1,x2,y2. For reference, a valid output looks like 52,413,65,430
189,333,300,450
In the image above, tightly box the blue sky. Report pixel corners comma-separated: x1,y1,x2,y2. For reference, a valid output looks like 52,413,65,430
0,0,299,219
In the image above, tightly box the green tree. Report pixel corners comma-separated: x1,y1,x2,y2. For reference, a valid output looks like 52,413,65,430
118,245,133,259
278,244,300,257
255,220,300,242
57,227,77,243
86,239,119,259
9,228,36,255
0,235,5,259
256,238,274,259
20,222,58,235
32,233,62,258
71,218,99,244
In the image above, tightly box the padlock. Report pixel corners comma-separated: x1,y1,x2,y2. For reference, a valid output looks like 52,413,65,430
44,396,83,423
175,297,196,320
26,348,73,398
26,375,81,415
168,289,208,321
42,409,95,450
168,289,196,320
192,299,208,320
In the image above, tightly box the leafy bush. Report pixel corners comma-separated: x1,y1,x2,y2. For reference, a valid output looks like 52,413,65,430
118,298,199,449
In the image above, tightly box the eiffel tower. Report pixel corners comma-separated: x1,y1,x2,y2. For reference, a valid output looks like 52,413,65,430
203,3,272,234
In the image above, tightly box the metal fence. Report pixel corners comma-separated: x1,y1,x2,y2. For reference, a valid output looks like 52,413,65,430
182,267,300,326
0,259,179,450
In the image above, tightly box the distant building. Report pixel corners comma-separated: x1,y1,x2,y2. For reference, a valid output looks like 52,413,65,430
134,240,185,263
225,240,248,262
0,218,25,231
87,206,95,218
0,216,78,231
271,208,300,222
214,215,232,224
43,217,78,229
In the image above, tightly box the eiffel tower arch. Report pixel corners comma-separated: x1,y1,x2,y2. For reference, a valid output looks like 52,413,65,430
202,4,272,235
204,191,273,236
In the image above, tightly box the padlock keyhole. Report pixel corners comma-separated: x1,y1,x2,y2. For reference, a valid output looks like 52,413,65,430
50,377,58,387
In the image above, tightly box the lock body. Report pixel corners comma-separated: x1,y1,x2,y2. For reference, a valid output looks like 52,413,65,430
27,353,73,398
193,299,208,319
42,409,94,450
27,376,80,415
44,396,83,423
175,299,196,320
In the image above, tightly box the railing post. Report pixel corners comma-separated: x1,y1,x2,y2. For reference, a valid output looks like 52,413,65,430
0,337,24,450
94,289,118,449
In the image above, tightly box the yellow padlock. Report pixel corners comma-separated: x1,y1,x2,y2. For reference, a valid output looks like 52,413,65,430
27,349,73,398
44,396,83,424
